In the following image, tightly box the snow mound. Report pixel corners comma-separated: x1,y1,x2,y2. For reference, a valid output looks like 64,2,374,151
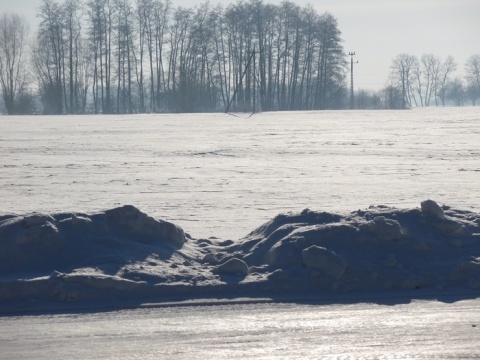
103,205,185,247
1,200,480,310
213,258,249,276
228,200,480,292
0,205,186,275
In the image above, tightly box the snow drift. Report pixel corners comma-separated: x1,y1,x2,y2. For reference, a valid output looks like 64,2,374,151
1,200,480,310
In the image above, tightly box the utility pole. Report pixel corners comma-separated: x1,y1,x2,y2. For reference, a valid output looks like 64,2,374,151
348,52,358,109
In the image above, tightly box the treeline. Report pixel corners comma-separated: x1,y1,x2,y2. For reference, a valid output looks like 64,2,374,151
0,0,349,115
354,53,480,110
2,2,479,115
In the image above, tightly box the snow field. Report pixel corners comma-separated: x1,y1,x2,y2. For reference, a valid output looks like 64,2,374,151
1,107,480,309
1,107,479,240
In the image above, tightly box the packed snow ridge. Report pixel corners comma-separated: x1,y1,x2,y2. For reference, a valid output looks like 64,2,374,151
1,200,480,308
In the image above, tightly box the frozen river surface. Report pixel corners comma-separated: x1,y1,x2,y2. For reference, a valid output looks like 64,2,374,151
1,108,479,240
2,298,480,359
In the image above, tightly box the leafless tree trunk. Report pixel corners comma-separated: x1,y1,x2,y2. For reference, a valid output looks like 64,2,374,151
437,55,456,106
390,54,418,108
465,54,480,106
421,54,441,106
35,0,65,114
63,0,82,114
0,13,29,114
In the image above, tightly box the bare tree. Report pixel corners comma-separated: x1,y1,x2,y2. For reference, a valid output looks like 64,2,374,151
135,0,148,113
114,0,134,113
210,3,229,109
465,54,480,106
447,77,465,106
152,0,170,111
140,0,155,112
390,54,417,108
437,55,456,106
381,82,403,109
420,54,441,106
35,0,66,114
315,12,345,109
86,0,114,113
0,13,30,114
63,0,83,113
466,82,479,106
166,6,191,111
411,58,424,107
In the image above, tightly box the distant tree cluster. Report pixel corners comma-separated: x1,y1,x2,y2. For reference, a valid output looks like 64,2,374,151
384,53,480,108
1,2,479,115
0,0,349,115
351,54,480,110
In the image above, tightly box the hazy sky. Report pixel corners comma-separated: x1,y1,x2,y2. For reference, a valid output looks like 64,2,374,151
1,0,478,90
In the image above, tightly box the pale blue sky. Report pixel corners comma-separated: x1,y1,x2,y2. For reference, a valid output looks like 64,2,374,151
1,0,478,90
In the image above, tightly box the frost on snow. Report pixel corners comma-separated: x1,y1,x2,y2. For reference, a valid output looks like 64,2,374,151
1,200,480,308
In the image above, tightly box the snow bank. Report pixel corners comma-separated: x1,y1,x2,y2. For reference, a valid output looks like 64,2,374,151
0,205,185,275
230,201,480,293
1,200,480,310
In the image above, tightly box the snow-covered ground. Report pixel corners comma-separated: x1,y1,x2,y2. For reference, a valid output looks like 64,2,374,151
2,108,479,240
1,108,480,311
2,299,480,359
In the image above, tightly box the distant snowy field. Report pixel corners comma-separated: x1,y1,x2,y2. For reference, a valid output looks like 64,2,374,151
2,108,479,240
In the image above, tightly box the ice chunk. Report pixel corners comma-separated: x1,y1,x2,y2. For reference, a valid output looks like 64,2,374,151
102,205,186,247
301,245,346,280
421,200,445,219
360,216,403,241
213,258,249,276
